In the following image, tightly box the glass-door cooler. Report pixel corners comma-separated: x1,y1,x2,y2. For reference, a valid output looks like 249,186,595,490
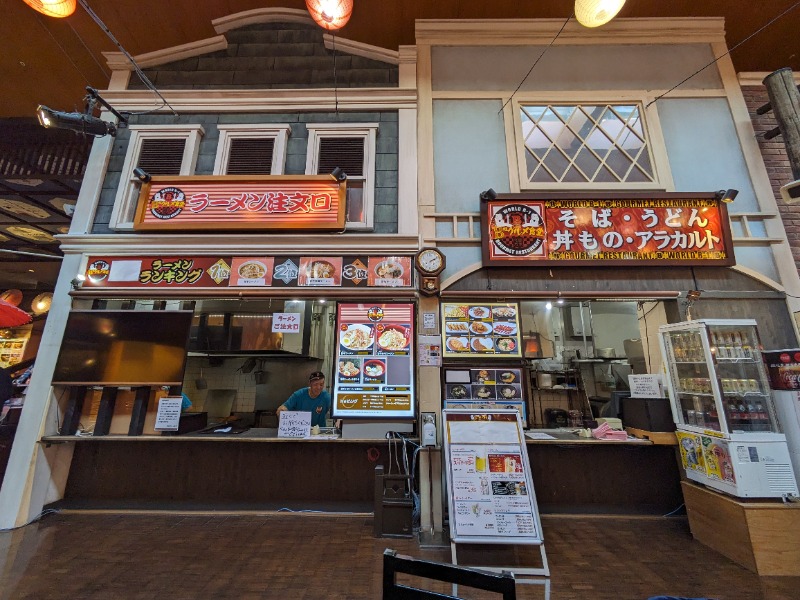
658,319,798,498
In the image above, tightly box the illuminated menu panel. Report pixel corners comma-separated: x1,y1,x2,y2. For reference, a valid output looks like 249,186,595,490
443,367,528,425
332,303,415,418
441,302,522,359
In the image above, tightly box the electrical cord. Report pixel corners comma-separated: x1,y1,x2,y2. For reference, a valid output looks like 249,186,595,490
0,508,61,532
646,1,800,108
662,503,686,518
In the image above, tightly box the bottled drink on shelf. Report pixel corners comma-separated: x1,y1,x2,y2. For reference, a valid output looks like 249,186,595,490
713,329,729,359
741,331,753,359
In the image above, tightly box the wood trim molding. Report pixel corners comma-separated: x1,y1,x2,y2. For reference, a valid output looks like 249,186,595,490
323,34,399,65
212,8,314,34
56,234,421,256
414,17,726,46
739,71,800,87
96,88,417,112
103,36,228,71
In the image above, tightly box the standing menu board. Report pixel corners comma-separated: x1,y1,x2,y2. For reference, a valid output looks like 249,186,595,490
443,367,529,425
332,303,415,418
441,303,522,359
443,409,543,545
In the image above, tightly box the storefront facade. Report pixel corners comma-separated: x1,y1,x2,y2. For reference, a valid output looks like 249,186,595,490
413,18,800,526
0,9,420,528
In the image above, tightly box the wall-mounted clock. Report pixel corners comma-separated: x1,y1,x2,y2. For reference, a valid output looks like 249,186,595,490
415,248,445,276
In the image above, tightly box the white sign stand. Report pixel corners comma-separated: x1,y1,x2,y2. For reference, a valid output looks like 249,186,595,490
442,409,550,587
154,397,182,431
278,411,312,438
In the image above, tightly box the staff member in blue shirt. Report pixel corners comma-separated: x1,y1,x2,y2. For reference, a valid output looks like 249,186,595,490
277,371,331,427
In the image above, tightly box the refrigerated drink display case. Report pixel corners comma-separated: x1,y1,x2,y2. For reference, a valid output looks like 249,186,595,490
659,319,798,498
762,349,800,487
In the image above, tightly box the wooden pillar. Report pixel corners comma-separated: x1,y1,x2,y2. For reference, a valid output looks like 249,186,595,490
93,387,118,436
764,68,800,179
61,386,87,435
128,386,151,436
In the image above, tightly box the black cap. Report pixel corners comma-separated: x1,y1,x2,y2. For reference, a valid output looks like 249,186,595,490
309,371,325,382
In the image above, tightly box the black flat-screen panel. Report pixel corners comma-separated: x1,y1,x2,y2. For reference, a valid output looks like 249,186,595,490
52,310,193,385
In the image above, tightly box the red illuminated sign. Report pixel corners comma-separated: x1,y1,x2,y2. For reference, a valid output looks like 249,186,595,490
481,193,735,267
134,175,346,231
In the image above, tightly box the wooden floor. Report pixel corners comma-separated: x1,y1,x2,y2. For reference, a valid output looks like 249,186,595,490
1,511,798,599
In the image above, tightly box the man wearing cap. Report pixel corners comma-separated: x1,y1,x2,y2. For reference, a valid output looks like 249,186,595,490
277,371,331,428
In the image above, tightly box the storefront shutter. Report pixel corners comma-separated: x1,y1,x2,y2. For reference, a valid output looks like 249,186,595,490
317,137,364,177
136,139,186,175
225,138,275,175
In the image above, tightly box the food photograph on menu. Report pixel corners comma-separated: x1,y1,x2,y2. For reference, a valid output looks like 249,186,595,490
298,256,343,286
333,303,415,419
441,302,522,358
367,256,412,288
443,367,528,425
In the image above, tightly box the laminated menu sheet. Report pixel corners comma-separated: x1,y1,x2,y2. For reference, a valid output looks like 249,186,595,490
443,409,543,545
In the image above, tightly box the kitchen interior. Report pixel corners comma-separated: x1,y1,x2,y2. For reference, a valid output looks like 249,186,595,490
521,299,668,428
74,298,337,435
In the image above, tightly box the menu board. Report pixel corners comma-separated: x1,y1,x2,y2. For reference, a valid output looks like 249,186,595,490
332,303,415,418
443,367,528,425
441,303,522,359
442,409,543,545
0,338,27,369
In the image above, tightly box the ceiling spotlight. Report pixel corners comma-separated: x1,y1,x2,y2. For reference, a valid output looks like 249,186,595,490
331,167,347,182
36,87,127,138
545,301,553,310
133,167,152,183
480,188,498,201
715,189,739,204
557,298,565,305
37,105,116,137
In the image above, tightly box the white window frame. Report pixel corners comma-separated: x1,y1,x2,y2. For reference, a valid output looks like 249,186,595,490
305,122,378,230
511,96,671,192
212,124,291,175
109,124,204,230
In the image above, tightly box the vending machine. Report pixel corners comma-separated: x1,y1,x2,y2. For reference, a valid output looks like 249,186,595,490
658,319,798,498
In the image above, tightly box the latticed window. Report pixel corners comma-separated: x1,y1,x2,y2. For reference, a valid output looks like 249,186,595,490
518,103,655,186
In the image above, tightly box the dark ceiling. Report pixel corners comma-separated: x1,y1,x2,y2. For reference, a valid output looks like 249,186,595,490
1,0,799,118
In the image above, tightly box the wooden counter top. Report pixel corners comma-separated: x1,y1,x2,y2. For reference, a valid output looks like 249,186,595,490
41,428,415,443
525,429,652,445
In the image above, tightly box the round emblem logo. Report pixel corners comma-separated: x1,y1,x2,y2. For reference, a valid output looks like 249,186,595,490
149,187,185,220
367,306,384,322
490,204,545,256
86,260,110,283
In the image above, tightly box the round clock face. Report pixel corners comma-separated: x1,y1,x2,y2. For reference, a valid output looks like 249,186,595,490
417,249,443,274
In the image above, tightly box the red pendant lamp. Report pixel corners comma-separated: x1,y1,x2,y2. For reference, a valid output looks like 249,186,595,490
305,0,353,31
23,0,77,18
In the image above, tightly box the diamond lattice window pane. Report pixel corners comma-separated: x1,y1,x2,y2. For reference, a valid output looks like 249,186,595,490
520,103,654,185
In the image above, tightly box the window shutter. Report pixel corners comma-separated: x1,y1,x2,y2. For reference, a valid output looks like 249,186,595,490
317,137,364,177
136,139,186,175
226,137,275,175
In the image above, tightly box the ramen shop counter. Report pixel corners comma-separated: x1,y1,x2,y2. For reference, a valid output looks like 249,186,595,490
41,429,419,512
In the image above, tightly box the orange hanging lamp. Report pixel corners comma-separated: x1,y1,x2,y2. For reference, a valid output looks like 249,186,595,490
305,0,353,31
23,0,77,18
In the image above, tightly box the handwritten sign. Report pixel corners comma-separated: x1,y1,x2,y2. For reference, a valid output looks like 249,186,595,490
272,312,301,333
278,411,312,438
154,397,183,431
628,374,663,398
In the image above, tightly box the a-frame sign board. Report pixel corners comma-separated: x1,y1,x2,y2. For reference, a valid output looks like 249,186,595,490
442,409,549,579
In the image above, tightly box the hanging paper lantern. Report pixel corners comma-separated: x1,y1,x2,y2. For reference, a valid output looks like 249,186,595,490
31,292,53,315
23,0,77,18
574,0,626,28
305,0,353,31
0,289,23,307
